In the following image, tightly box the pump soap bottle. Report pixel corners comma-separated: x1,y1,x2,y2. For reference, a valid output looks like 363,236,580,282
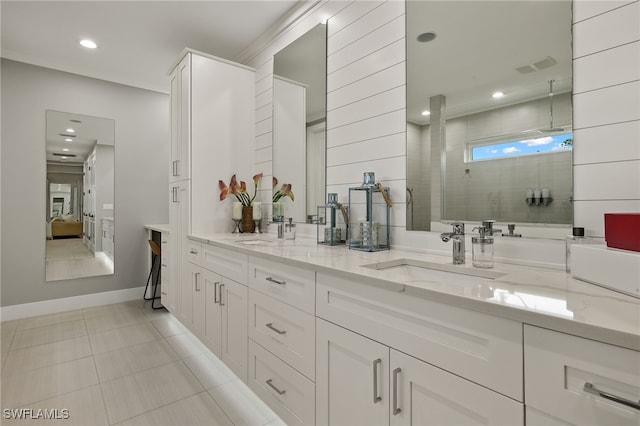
472,226,494,268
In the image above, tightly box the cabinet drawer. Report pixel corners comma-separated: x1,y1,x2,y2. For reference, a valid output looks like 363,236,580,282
249,289,315,380
316,272,523,400
248,340,315,426
249,257,315,314
202,243,248,285
184,240,202,265
524,325,640,425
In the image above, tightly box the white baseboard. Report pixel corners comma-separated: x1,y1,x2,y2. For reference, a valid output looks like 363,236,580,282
0,286,146,322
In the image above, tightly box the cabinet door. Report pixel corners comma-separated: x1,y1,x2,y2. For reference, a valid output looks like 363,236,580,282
221,278,248,382
203,268,222,357
166,181,189,314
316,318,389,426
180,262,198,327
169,54,190,182
389,349,523,426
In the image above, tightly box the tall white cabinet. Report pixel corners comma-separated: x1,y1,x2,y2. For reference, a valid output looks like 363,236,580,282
165,49,255,380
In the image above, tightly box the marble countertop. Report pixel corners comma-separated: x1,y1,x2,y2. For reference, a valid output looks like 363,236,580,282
145,224,170,234
189,233,640,351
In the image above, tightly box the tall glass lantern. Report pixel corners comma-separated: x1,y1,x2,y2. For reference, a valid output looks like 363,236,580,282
317,193,348,245
348,172,391,251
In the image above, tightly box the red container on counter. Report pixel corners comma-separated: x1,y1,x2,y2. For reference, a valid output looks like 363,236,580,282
604,213,640,252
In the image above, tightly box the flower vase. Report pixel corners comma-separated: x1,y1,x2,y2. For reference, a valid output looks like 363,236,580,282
272,201,283,220
242,206,255,233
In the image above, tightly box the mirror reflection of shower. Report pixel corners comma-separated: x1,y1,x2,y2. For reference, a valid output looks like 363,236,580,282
45,110,115,282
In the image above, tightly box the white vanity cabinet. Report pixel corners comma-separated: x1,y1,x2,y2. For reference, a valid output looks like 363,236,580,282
246,256,317,425
316,318,523,426
166,180,189,315
193,243,249,382
524,325,640,425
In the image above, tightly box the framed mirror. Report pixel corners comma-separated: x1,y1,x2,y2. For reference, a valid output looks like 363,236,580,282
46,110,115,281
272,23,327,223
406,0,573,238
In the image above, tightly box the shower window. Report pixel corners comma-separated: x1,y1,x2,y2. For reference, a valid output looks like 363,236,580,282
468,132,573,162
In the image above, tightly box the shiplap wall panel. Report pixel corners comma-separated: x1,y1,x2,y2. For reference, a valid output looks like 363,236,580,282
255,104,272,123
255,146,272,165
255,117,272,136
326,1,382,38
574,200,640,236
573,0,634,22
327,62,405,111
326,109,405,148
573,81,640,129
327,133,405,167
255,89,273,110
327,15,404,74
255,132,272,151
574,161,640,200
327,1,403,55
256,74,272,96
327,86,405,128
573,121,640,165
327,156,405,186
573,42,640,93
573,0,640,237
327,39,405,92
573,1,639,57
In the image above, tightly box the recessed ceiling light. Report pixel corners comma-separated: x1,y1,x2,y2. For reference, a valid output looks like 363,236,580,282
421,110,431,116
492,91,505,99
417,32,437,43
65,138,73,142
63,148,70,152
66,128,75,133
79,39,97,49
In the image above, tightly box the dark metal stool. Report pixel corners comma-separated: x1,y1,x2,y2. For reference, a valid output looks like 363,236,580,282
143,240,163,309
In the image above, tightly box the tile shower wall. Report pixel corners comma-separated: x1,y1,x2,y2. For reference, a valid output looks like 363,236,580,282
572,0,640,237
248,0,639,247
443,94,573,225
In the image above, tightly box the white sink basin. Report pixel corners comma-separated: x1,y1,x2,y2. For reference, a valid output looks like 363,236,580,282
361,258,506,281
235,238,276,246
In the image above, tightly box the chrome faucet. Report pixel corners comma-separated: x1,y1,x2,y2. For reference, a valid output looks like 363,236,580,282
440,222,465,264
482,220,502,236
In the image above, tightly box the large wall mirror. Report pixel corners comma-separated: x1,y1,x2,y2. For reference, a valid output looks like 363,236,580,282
406,0,573,238
272,23,327,223
46,110,115,281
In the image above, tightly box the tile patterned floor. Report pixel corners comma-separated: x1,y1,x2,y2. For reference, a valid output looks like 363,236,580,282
0,300,284,425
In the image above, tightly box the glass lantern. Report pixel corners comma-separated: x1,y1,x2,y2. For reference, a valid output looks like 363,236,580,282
348,172,391,252
317,193,348,245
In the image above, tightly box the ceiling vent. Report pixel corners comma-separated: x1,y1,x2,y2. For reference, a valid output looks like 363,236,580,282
516,56,557,74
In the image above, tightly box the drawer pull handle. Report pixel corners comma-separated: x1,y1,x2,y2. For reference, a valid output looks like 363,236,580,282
584,382,640,411
265,323,286,335
214,282,220,304
373,358,382,403
266,379,286,395
219,284,225,306
190,249,198,254
195,272,200,292
265,277,286,285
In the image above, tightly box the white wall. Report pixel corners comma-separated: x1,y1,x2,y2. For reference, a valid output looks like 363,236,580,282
1,59,169,307
247,0,639,266
572,0,640,237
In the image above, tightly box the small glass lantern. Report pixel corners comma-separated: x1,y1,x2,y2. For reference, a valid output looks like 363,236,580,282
317,193,348,245
348,172,391,251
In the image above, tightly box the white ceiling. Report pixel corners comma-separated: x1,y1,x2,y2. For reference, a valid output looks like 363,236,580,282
1,0,302,94
407,0,572,125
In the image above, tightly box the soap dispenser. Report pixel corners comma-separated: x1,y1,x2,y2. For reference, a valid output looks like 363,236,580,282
472,226,494,268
